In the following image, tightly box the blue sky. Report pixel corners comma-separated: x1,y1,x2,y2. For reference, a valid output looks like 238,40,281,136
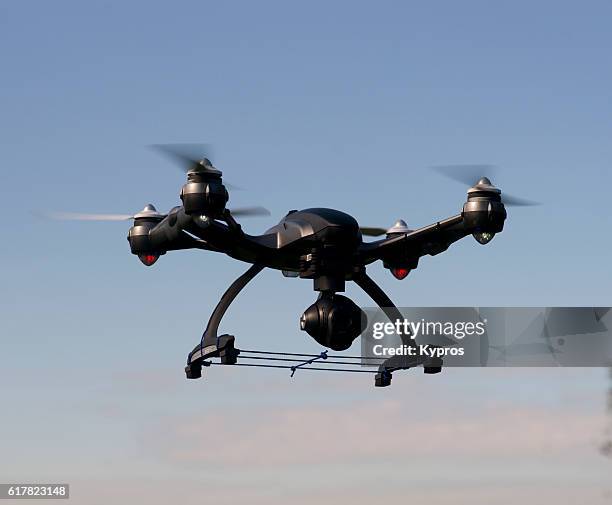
1,1,611,503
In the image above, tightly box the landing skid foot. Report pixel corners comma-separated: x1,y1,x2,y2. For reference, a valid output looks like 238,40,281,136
423,356,443,374
219,339,239,365
375,370,392,387
185,362,202,379
185,334,240,379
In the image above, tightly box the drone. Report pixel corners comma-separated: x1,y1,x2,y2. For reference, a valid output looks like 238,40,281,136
48,145,538,387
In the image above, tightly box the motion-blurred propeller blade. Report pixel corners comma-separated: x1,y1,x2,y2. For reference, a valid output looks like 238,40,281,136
361,219,412,237
431,164,541,207
150,143,241,190
150,143,216,173
40,204,269,222
431,164,498,186
360,227,388,237
37,204,166,222
499,194,540,207
40,211,135,221
229,206,271,217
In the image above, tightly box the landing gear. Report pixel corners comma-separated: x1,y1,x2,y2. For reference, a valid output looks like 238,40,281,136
353,270,444,386
185,362,202,379
219,335,239,365
375,370,392,387
185,265,444,387
423,356,443,374
185,264,263,379
186,334,241,379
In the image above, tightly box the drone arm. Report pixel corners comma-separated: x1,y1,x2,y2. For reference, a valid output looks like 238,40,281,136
360,193,506,267
359,214,468,265
181,218,277,264
146,209,218,252
146,207,267,257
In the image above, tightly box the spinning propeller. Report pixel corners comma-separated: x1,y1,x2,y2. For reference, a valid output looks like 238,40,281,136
150,143,221,174
360,219,412,238
40,144,271,222
361,164,540,238
41,204,270,222
432,164,541,207
150,143,241,189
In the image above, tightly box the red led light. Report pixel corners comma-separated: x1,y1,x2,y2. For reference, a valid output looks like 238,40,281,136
391,267,410,280
138,254,159,266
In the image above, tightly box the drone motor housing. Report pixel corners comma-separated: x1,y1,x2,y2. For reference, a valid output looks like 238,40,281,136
462,177,507,244
300,293,366,351
127,215,165,266
180,170,229,217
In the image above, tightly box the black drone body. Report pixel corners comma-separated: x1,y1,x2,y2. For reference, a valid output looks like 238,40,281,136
51,146,537,386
